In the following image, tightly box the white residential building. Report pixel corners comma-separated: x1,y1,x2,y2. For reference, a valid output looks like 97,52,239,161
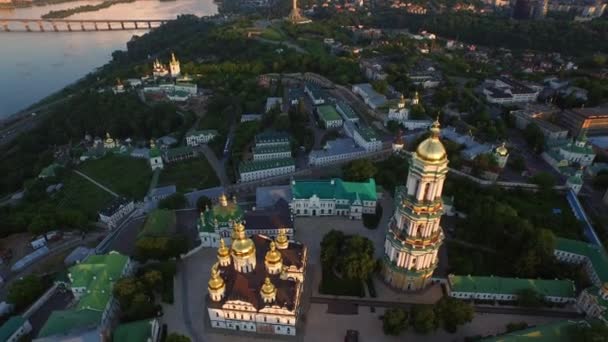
352,83,387,109
290,178,378,219
0,316,32,342
98,197,134,229
239,158,295,182
186,130,218,147
482,77,540,104
308,138,366,167
344,122,382,152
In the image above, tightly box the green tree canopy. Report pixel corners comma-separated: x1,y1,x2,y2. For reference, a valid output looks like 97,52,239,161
7,275,47,310
383,308,409,335
342,159,377,182
434,297,474,333
411,305,437,334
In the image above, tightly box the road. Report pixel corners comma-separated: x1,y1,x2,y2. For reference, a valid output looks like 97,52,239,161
199,145,230,187
73,170,119,197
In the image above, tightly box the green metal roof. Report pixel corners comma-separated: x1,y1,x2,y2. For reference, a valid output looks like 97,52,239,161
448,275,575,298
164,146,193,159
139,209,175,238
356,125,379,142
239,158,295,173
482,320,587,342
292,178,378,202
149,147,161,158
336,101,358,119
255,132,290,145
253,144,292,155
68,252,128,311
113,319,154,342
555,238,608,283
0,316,26,341
317,105,342,122
37,309,101,338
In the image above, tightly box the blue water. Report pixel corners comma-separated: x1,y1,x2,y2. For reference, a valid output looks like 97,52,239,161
0,0,218,118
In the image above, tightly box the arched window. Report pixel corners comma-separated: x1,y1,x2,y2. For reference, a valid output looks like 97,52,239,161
416,224,423,236
423,183,431,201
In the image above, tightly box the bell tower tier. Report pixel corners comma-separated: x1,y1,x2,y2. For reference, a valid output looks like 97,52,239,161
382,120,448,291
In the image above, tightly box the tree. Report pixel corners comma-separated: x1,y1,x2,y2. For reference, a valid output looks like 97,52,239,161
196,195,212,211
509,154,526,172
143,270,163,291
434,297,474,333
7,275,47,310
372,79,388,94
531,172,556,193
523,123,545,153
339,236,376,280
362,203,383,229
342,159,377,182
411,305,437,334
320,230,344,267
383,308,409,335
571,321,608,342
516,288,544,308
158,193,187,210
166,333,191,342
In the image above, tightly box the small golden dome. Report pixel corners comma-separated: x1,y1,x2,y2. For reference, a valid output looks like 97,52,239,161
105,133,114,143
496,142,508,157
219,193,228,207
415,120,447,162
265,241,282,265
260,277,276,296
208,263,225,291
217,238,230,258
275,230,289,249
231,222,255,257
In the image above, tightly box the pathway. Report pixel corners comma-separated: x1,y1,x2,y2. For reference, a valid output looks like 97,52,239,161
200,145,229,187
179,254,204,342
73,170,119,197
254,37,308,54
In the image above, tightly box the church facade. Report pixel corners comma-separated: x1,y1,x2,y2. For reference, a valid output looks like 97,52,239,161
382,120,448,291
206,224,307,336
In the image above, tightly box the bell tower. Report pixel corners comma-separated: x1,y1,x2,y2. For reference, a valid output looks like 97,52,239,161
382,120,448,291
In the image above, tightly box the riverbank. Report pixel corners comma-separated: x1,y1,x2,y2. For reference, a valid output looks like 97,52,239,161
41,0,137,18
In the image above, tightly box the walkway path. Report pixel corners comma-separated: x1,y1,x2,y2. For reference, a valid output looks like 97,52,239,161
254,37,308,54
179,255,204,342
200,145,229,187
73,170,119,197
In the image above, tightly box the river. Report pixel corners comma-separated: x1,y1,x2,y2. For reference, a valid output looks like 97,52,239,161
0,0,218,118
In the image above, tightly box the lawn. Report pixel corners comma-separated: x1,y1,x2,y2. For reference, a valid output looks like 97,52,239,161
78,155,152,199
158,157,219,192
139,209,176,238
55,172,115,219
260,27,286,41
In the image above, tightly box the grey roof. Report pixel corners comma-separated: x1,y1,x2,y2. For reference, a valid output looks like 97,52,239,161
64,246,94,266
244,199,293,231
149,185,177,198
256,185,293,209
309,138,365,159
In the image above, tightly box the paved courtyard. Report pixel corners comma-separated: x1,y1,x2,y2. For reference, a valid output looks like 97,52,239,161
303,303,564,342
294,193,395,266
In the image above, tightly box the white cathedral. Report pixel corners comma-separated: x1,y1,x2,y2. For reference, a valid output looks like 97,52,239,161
207,223,307,336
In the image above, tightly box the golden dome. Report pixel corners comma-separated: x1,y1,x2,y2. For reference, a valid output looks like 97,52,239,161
208,263,225,291
219,193,228,207
265,241,282,265
275,230,289,249
415,120,447,162
231,222,255,257
217,238,230,258
260,277,276,296
496,142,508,156
105,133,114,143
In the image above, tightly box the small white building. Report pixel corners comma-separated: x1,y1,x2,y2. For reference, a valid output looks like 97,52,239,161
316,105,343,129
352,83,387,109
336,101,360,123
344,122,382,152
265,97,283,113
482,77,539,104
252,144,292,161
186,130,218,147
304,83,325,105
308,138,366,167
98,197,134,229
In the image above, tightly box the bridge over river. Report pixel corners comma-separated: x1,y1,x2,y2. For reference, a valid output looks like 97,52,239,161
0,18,174,32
